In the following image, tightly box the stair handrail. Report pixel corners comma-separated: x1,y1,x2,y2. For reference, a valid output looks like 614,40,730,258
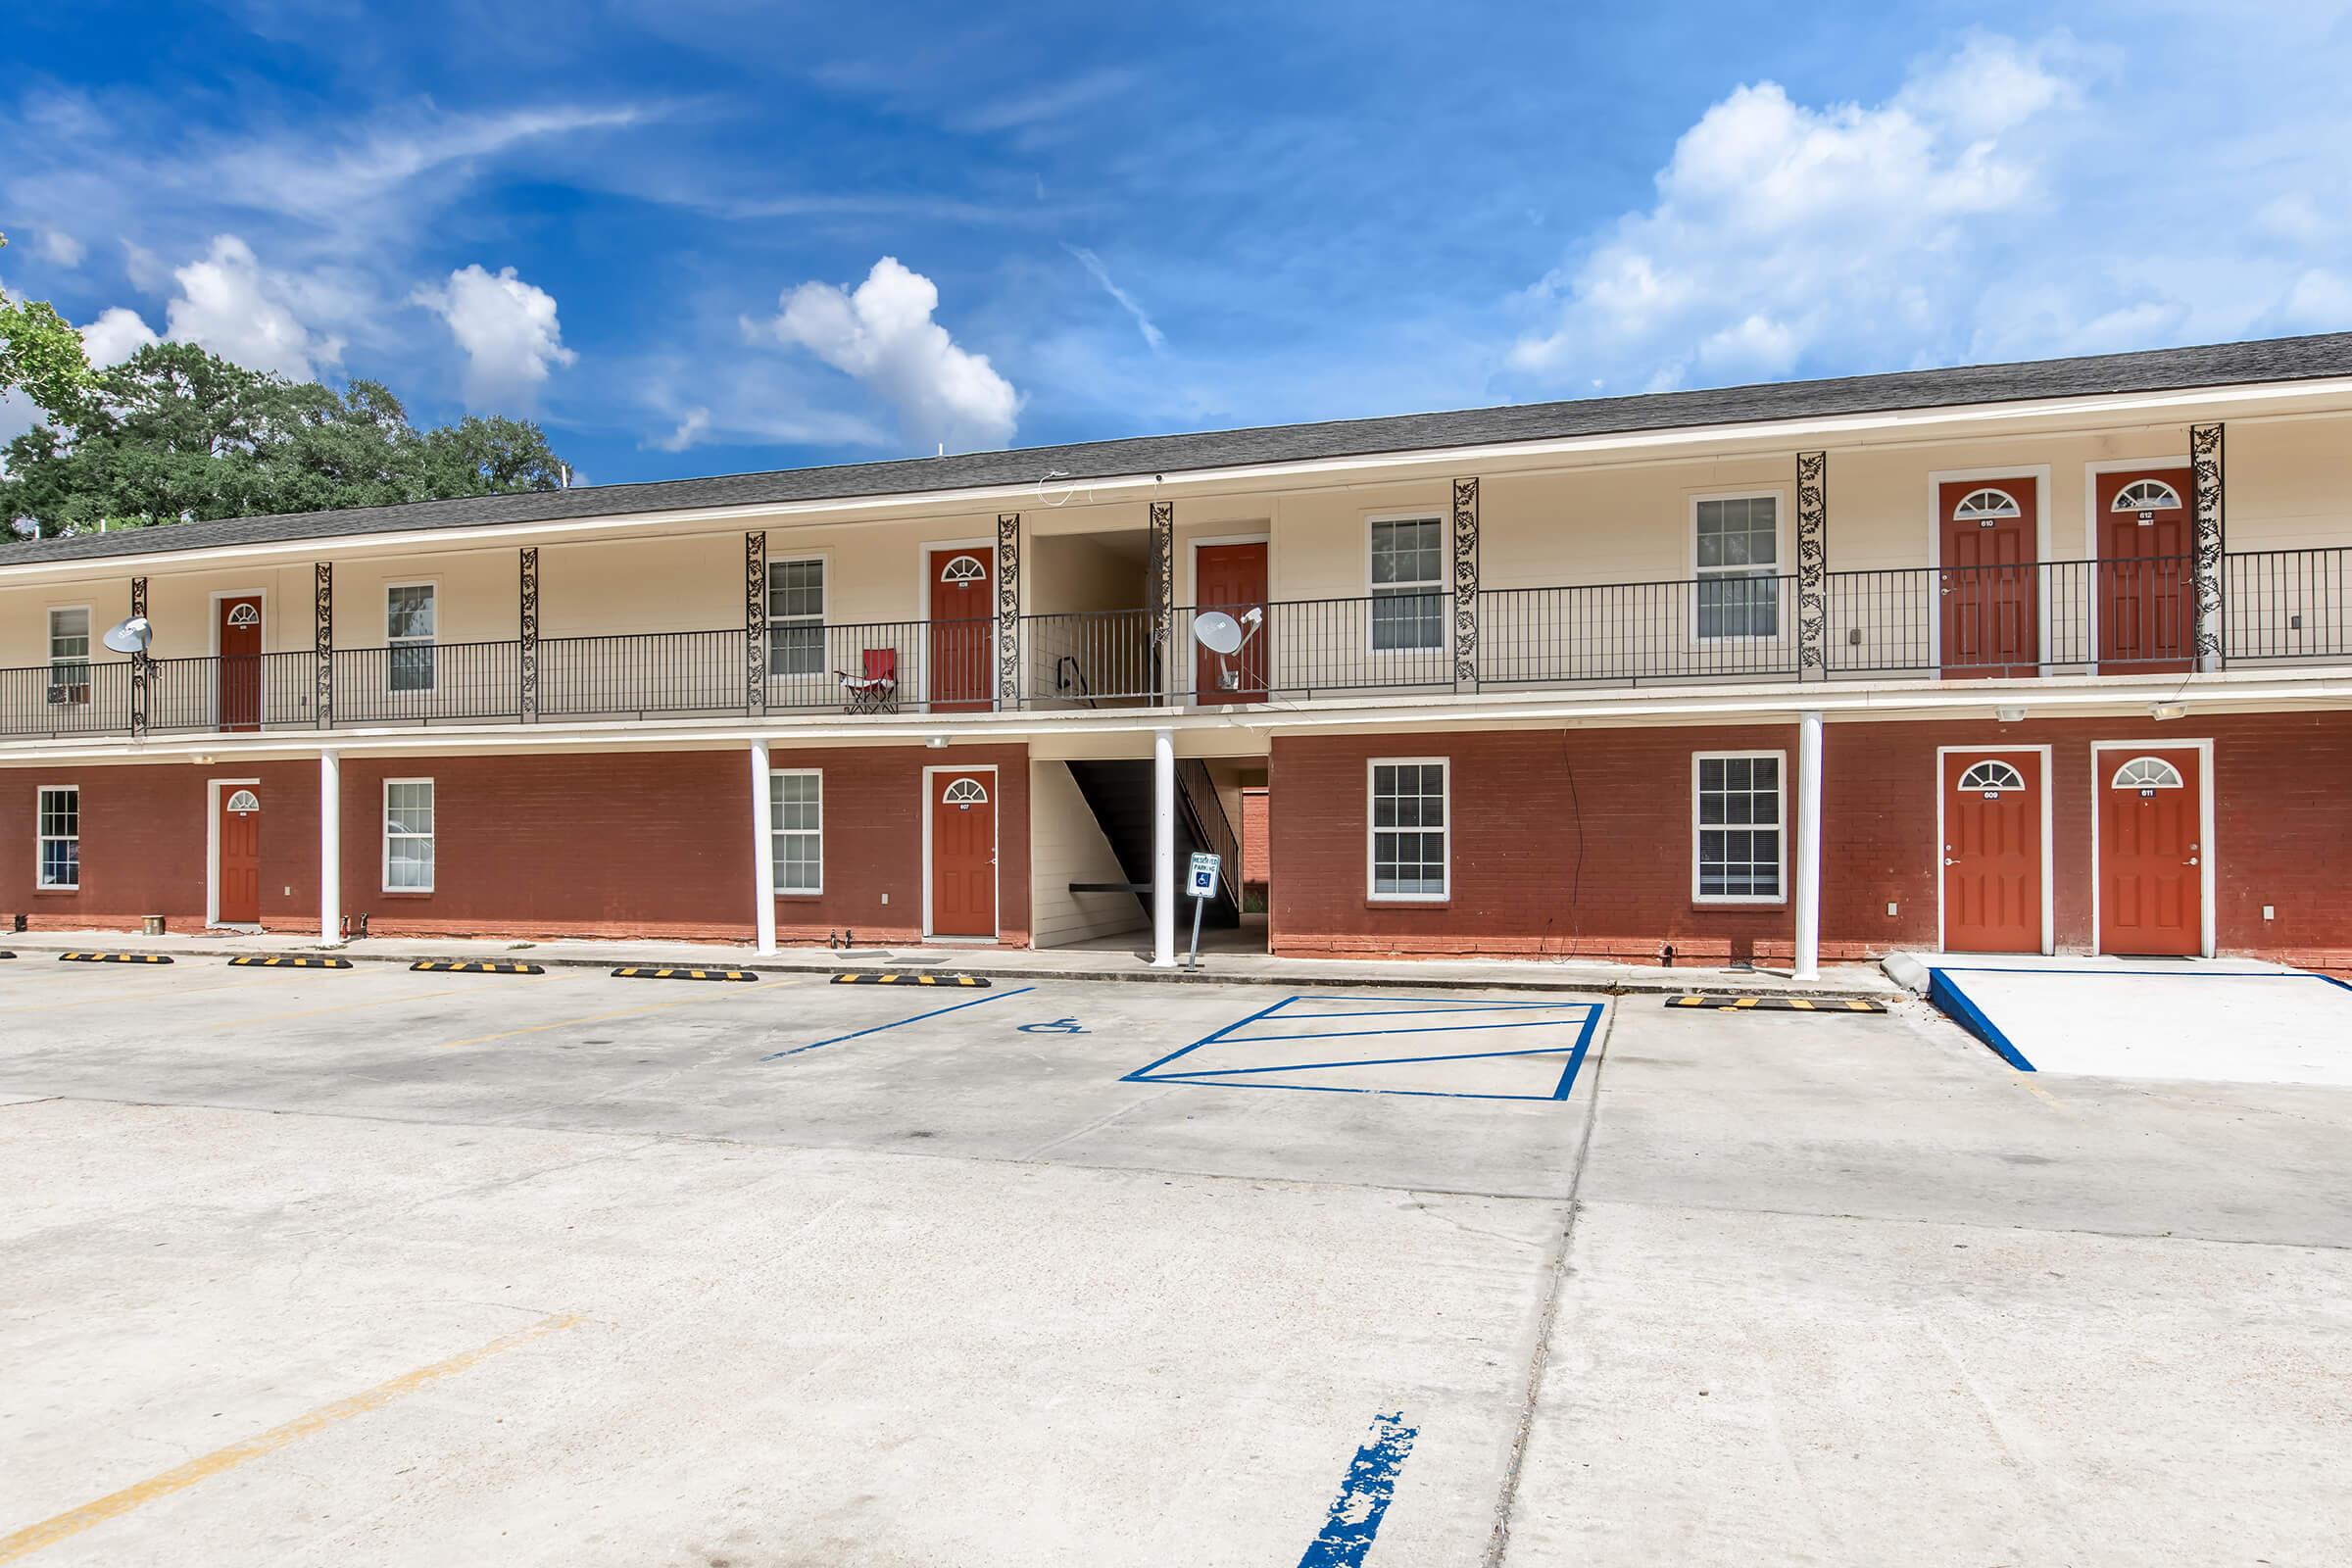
1174,757,1243,906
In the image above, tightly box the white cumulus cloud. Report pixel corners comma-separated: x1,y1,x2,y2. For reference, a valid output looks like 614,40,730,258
36,228,85,268
80,306,162,366
1511,36,2072,392
163,234,345,381
748,256,1018,452
414,263,577,410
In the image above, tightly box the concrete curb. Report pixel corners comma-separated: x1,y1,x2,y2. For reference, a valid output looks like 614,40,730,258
1880,953,1933,995
0,936,1894,1003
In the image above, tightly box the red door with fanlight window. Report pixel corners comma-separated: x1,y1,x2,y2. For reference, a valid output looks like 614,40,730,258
1940,752,2042,953
2099,747,2203,956
1193,542,1269,703
928,550,994,712
217,786,262,925
929,771,997,937
218,595,264,731
1938,480,2038,678
2095,467,2194,673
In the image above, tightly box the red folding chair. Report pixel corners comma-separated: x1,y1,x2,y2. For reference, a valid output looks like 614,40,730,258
838,648,899,714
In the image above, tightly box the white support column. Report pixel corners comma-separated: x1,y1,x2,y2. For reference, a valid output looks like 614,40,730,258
1152,726,1177,967
318,749,341,944
1793,710,1824,981
749,738,777,955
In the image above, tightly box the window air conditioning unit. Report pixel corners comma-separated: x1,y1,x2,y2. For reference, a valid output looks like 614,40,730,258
47,683,90,707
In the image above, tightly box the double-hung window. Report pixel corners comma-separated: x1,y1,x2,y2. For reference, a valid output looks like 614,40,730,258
1368,516,1445,652
387,584,437,693
383,779,435,892
1692,494,1781,639
48,608,91,705
1692,752,1785,903
769,769,822,894
36,786,79,890
767,559,826,678
1369,759,1448,900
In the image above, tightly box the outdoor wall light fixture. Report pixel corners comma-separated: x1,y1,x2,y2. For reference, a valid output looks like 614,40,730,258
1994,706,2027,723
2149,701,2188,721
925,735,951,749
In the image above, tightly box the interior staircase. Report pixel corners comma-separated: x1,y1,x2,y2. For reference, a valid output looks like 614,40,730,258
1063,759,1243,928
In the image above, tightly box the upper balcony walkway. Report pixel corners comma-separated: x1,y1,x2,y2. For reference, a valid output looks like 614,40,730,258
5,547,2347,741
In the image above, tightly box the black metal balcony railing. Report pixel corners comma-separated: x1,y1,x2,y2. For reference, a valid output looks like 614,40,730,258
2,548,2346,740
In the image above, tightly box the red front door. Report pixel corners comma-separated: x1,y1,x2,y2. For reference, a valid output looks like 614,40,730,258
217,786,261,924
928,550,994,713
2095,468,2194,673
2099,747,2203,956
1938,480,2038,678
218,595,264,731
1940,752,2042,954
928,771,997,938
1193,542,1268,704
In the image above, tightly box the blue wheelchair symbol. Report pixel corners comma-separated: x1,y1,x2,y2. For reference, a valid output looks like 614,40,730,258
1018,1017,1089,1035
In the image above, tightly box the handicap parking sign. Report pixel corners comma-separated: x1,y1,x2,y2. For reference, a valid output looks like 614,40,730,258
1188,852,1221,899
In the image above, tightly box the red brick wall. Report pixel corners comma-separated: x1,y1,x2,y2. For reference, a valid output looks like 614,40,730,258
1241,787,1270,885
0,744,1032,948
0,760,321,934
1270,714,2352,967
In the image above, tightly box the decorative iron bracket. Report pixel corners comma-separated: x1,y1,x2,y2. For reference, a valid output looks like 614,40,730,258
1796,452,1828,678
2190,423,2224,671
997,513,1021,710
1451,478,1480,688
746,531,769,713
313,564,332,728
518,548,540,721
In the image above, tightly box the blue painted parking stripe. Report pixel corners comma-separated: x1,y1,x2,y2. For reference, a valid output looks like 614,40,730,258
1262,1001,1596,1019
1164,1043,1583,1078
1297,1411,1417,1568
1926,969,2034,1072
761,986,1035,1059
1223,1012,1599,1047
1149,1077,1565,1103
1119,993,1297,1082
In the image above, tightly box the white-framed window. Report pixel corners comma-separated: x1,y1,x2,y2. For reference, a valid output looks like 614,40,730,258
1957,760,2027,794
1368,759,1448,900
1692,494,1781,639
1692,752,1785,904
1368,515,1446,653
767,557,826,677
2111,757,2184,791
36,785,79,890
386,583,436,694
48,607,91,705
1952,487,2023,521
2111,479,2183,512
383,778,435,892
769,769,822,894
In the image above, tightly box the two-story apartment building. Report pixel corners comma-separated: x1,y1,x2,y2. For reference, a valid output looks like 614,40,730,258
5,332,2350,975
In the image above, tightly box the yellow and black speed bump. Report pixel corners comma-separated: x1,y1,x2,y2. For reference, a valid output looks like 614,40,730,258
0,951,14,959
611,965,759,982
228,955,353,970
1668,994,1885,1013
411,958,545,975
830,971,988,988
58,952,173,965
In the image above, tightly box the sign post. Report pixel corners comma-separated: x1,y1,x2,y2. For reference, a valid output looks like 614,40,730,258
1184,851,1220,969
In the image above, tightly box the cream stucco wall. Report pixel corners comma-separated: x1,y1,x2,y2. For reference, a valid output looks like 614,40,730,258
1029,760,1149,948
4,408,2347,688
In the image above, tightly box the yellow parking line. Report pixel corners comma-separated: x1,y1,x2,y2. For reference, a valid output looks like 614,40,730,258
433,979,791,1050
0,1311,582,1562
2019,1076,2076,1115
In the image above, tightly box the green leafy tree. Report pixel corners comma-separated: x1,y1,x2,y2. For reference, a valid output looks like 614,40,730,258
0,232,99,424
1,245,569,538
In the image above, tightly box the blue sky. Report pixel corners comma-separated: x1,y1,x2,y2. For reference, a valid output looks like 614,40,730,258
4,1,2350,485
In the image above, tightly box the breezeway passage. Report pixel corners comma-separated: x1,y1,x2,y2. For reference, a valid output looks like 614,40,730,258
3,957,2349,1565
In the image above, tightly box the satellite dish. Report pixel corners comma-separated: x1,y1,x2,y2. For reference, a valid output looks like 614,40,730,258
1192,611,1244,656
102,615,153,655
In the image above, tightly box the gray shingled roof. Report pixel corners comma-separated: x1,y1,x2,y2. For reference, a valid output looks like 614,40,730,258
8,330,2351,569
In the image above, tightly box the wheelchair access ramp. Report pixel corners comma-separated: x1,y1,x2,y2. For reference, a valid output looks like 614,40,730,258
1905,955,2352,1086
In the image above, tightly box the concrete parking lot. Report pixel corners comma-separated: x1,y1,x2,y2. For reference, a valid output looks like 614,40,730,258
2,955,2347,1566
